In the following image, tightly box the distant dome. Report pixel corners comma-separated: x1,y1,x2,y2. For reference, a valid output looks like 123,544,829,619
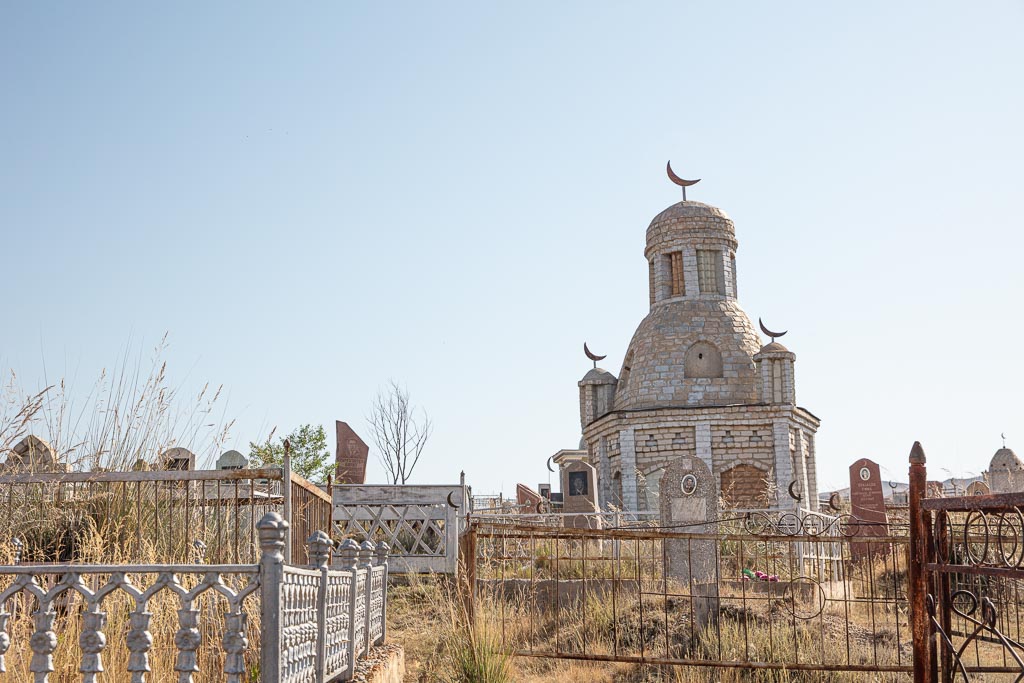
645,201,736,259
990,447,1023,471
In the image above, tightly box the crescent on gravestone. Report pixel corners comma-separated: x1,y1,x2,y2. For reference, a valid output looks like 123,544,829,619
788,480,801,502
446,491,460,509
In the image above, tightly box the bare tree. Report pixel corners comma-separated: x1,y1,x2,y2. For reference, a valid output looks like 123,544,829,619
368,380,432,484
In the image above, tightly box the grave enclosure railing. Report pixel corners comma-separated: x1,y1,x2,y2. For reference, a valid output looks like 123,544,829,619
461,519,912,677
0,513,388,683
0,455,333,565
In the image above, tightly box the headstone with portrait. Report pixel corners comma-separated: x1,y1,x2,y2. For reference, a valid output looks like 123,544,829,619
561,461,599,528
848,458,889,561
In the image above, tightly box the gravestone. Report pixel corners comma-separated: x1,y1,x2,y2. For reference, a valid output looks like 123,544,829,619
2,435,66,473
161,447,196,471
335,421,369,484
659,457,719,629
848,458,889,561
217,450,248,470
561,461,599,528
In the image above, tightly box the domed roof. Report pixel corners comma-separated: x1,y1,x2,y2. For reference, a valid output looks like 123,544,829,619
581,367,617,383
613,298,761,410
990,447,1023,471
757,341,791,354
645,201,736,258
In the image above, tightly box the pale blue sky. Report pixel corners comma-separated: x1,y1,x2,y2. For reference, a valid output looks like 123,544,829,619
3,2,1023,495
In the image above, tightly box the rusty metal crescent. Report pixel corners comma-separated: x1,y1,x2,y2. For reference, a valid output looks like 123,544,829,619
547,456,555,473
446,491,460,509
759,318,788,340
829,492,842,512
584,342,607,362
788,481,801,501
666,161,700,187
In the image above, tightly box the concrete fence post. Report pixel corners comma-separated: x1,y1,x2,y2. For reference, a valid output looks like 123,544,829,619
360,540,375,655
309,530,333,683
375,541,390,644
339,539,361,680
257,512,289,683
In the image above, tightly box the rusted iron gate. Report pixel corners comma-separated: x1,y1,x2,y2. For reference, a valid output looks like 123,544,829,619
462,520,913,676
908,441,1024,682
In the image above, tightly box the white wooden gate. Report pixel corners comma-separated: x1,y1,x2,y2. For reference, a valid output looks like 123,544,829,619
332,484,467,573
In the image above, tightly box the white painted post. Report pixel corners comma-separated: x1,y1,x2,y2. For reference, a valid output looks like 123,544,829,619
257,513,288,683
309,531,333,683
339,539,361,680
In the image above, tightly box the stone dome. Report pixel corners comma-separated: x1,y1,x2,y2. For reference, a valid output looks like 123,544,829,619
613,298,762,410
990,447,1023,471
582,367,617,383
645,201,737,259
757,341,790,354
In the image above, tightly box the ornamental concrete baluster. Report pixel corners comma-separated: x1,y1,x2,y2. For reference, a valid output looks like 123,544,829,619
174,598,202,683
308,530,332,683
222,611,248,683
29,607,58,683
360,540,375,654
258,512,288,683
375,541,390,644
338,539,360,680
125,609,154,683
0,611,10,673
79,604,108,683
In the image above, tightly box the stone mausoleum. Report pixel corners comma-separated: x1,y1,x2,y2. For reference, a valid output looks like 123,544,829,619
576,172,821,514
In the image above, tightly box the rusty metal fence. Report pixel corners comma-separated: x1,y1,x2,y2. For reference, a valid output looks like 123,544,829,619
462,521,912,677
908,441,1024,682
0,454,332,566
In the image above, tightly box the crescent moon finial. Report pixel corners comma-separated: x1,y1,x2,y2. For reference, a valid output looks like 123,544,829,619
583,342,607,369
758,318,788,342
666,161,700,201
828,492,842,512
1002,432,1007,448
546,456,555,473
446,491,460,509
788,480,801,502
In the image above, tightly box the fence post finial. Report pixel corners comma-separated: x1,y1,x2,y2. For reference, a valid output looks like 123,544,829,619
338,539,360,570
375,541,390,566
359,540,375,569
307,531,333,569
257,512,290,560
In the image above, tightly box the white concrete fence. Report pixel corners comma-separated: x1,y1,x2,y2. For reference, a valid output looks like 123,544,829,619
0,512,388,683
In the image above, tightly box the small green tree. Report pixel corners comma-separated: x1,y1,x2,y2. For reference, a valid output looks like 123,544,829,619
249,424,333,482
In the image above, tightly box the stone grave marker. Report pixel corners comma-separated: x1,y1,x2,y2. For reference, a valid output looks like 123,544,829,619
849,458,889,561
217,450,249,470
2,435,66,473
561,461,599,529
335,421,369,484
659,456,719,629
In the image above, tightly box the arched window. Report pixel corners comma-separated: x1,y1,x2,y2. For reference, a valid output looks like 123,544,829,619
684,342,723,378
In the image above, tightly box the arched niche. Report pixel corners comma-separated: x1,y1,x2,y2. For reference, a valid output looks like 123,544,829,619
720,463,771,509
684,341,723,378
